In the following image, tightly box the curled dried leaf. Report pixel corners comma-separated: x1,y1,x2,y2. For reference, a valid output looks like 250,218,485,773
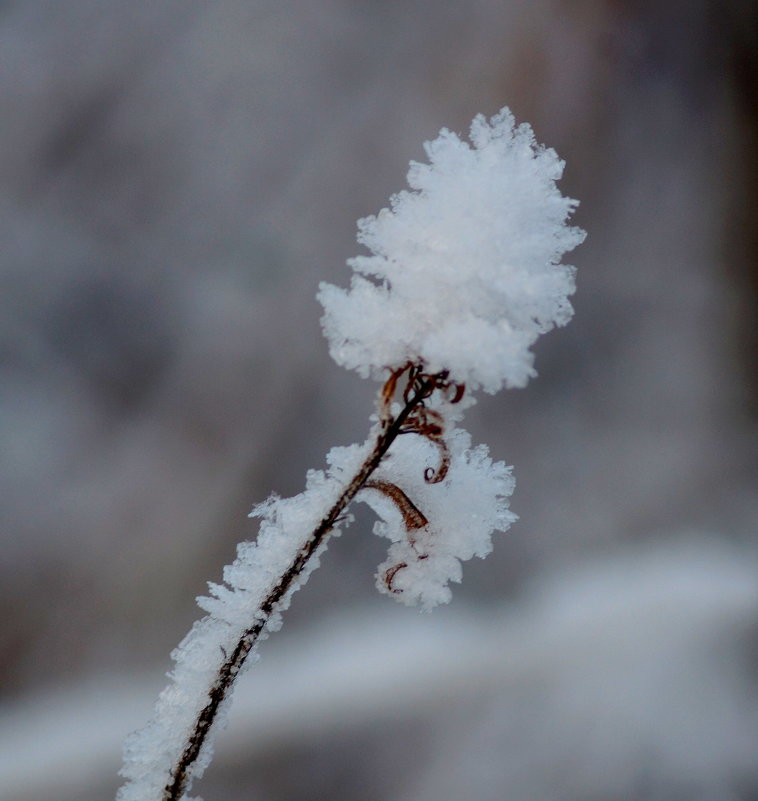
362,479,428,530
383,562,408,594
447,381,466,404
400,407,450,483
380,363,412,422
423,437,450,484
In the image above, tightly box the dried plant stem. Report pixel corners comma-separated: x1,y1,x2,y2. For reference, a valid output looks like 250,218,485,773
163,373,437,801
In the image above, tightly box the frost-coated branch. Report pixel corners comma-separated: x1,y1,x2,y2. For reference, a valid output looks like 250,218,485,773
119,369,460,801
117,107,584,801
162,370,437,801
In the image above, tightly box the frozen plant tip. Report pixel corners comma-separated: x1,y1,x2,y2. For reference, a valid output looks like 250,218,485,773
319,107,584,392
117,107,584,801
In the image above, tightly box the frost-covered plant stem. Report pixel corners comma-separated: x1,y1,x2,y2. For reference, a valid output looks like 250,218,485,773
119,108,583,801
164,367,446,801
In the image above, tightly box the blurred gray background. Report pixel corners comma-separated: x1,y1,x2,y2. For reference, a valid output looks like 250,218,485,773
1,1,758,799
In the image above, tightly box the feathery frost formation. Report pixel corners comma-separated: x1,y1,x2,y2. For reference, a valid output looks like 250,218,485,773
318,107,584,393
358,418,517,608
118,107,583,801
119,463,354,801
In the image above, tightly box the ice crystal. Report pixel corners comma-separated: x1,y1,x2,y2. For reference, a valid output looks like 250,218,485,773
318,108,584,393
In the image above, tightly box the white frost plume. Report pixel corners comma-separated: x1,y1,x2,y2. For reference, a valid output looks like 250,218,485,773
318,108,585,393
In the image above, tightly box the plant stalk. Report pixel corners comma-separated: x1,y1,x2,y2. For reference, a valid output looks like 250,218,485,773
163,375,435,801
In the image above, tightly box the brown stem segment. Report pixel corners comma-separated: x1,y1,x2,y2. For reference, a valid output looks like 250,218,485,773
163,372,439,801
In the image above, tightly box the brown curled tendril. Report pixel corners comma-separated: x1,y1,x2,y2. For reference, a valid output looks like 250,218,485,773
383,553,430,594
380,363,413,424
400,407,451,484
383,562,408,593
446,381,466,404
423,438,450,484
402,407,444,438
362,479,428,530
380,362,461,485
403,364,443,405
382,363,464,416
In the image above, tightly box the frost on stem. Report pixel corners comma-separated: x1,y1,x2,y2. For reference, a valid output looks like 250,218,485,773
117,107,584,801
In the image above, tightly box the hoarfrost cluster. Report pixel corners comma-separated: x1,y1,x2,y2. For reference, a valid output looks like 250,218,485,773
318,107,584,393
118,107,583,801
358,421,517,608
